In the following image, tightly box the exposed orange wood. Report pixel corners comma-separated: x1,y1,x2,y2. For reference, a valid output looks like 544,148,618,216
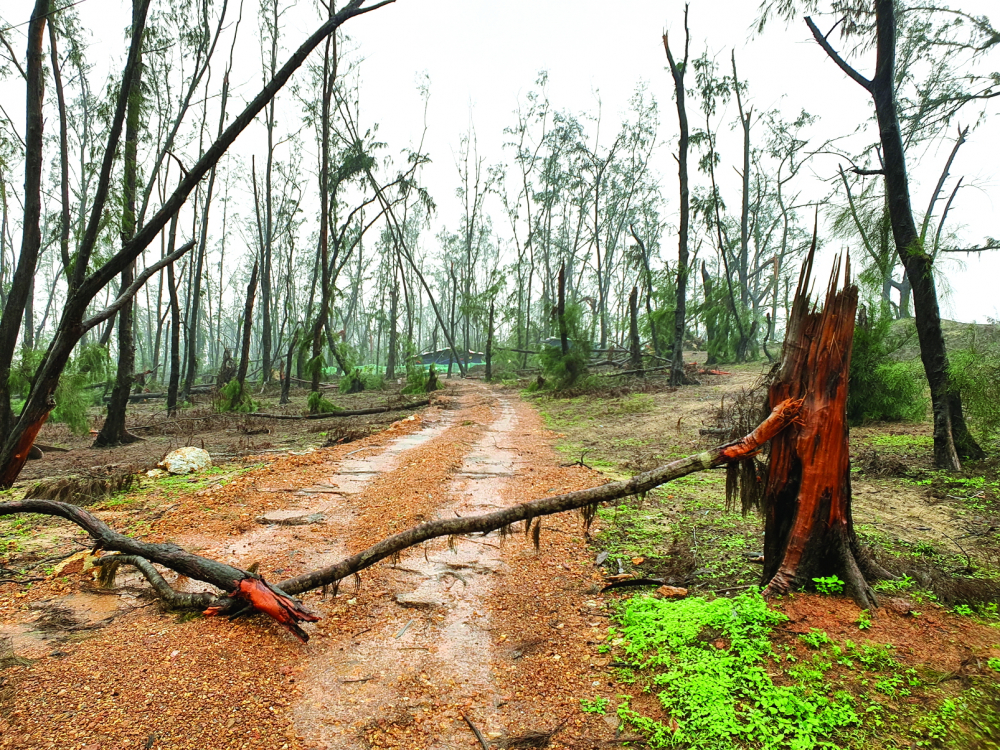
205,576,320,642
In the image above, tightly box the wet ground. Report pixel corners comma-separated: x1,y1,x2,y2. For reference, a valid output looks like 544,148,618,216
0,381,618,749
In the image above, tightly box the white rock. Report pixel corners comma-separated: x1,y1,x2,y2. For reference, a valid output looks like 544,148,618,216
159,447,212,475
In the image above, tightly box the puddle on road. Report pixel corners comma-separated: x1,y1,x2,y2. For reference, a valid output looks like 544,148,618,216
293,394,520,750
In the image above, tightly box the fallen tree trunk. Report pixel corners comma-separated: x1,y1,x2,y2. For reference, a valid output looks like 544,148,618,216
248,399,430,420
0,397,801,637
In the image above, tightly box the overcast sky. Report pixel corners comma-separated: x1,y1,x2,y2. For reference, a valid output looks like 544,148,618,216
4,0,998,321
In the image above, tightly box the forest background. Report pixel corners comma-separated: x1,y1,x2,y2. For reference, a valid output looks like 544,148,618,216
0,0,997,462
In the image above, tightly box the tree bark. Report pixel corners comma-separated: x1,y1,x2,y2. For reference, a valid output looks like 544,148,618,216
805,1,983,469
231,262,259,411
94,0,144,447
664,15,690,386
628,285,642,374
0,0,49,440
165,223,182,417
280,329,297,405
759,247,885,609
485,300,494,382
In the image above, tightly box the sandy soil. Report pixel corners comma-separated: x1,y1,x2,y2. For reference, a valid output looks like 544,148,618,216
0,381,629,749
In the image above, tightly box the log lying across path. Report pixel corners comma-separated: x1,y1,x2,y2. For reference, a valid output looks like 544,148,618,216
0,398,801,639
248,399,431,420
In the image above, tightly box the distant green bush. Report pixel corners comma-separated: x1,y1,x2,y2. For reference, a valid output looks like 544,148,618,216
402,364,440,395
216,379,258,413
307,390,340,414
362,372,386,391
539,303,589,391
848,304,926,424
338,367,364,394
949,338,1000,447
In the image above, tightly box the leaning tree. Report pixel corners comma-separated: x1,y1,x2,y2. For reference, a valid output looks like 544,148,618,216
759,0,999,469
0,0,394,487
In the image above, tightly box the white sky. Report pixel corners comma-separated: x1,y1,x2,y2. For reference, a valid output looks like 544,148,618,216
3,0,998,322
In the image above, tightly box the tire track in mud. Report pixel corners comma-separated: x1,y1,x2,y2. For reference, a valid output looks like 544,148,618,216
292,386,521,750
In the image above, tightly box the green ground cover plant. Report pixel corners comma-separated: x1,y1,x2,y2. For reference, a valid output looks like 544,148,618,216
613,591,858,749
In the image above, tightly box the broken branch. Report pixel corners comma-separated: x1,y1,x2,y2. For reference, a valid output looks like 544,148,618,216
0,398,801,637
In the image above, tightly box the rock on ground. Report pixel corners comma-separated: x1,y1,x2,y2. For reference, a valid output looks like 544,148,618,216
159,447,212,475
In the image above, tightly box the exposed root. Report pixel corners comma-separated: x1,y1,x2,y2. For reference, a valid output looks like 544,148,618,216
840,545,878,610
24,466,138,507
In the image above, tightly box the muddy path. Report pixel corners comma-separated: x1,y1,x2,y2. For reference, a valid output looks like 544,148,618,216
1,382,620,749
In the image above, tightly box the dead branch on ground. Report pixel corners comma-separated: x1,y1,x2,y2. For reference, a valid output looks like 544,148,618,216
0,398,800,639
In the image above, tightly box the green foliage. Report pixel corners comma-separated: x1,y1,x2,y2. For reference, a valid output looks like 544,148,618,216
812,575,845,595
799,628,833,648
339,367,365,394
855,610,872,630
848,303,926,424
580,697,610,715
8,347,45,396
948,339,1000,447
51,370,91,434
401,363,440,395
401,361,428,395
614,591,857,749
538,303,590,391
362,372,386,391
308,390,339,414
216,379,258,413
14,344,114,435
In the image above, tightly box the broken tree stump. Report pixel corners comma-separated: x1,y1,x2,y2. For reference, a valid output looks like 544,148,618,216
758,248,888,608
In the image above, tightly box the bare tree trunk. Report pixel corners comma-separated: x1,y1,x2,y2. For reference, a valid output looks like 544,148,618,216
183,69,231,400
95,0,145,447
664,9,690,386
0,0,49,440
805,0,983,469
701,262,718,367
385,280,399,379
485,299,494,382
231,262,259,411
628,285,642,374
166,257,182,416
280,329,297,405
758,247,886,610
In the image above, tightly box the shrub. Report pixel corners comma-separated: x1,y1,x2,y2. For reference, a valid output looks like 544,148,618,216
848,303,926,424
362,372,385,391
538,303,590,391
216,379,258,413
338,367,364,394
51,370,91,434
307,390,339,414
402,364,440,395
401,362,427,395
948,337,1000,447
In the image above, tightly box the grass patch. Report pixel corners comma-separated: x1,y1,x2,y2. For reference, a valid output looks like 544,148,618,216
613,591,858,749
609,591,1000,749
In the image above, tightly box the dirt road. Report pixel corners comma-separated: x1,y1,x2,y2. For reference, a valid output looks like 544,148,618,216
1,382,622,749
